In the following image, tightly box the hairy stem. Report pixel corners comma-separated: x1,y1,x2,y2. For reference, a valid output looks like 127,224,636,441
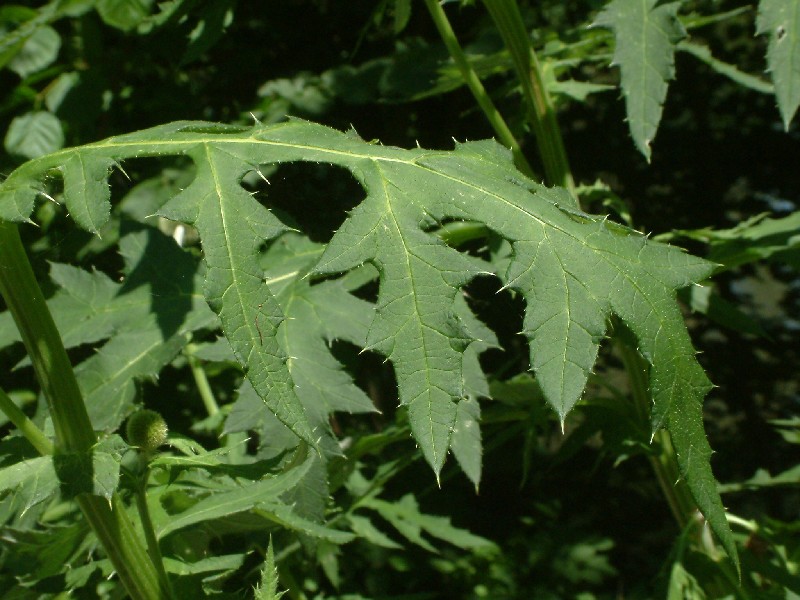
0,220,172,600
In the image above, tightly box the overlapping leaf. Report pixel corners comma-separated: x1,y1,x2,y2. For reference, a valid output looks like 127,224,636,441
151,451,352,544
0,118,733,560
223,232,377,461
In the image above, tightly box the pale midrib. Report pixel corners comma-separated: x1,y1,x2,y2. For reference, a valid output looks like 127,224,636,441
379,167,442,465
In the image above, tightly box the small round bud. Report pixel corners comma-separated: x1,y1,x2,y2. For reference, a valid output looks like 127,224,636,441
126,409,168,454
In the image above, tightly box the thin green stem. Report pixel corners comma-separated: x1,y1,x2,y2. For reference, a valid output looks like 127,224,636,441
0,220,171,600
0,386,54,455
481,0,576,200
187,350,220,416
134,458,173,597
423,0,536,179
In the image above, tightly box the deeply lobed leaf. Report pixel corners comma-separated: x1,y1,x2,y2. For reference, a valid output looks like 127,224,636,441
0,118,733,560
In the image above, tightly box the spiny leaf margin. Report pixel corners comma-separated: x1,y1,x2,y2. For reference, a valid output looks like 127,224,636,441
0,118,733,563
594,0,686,161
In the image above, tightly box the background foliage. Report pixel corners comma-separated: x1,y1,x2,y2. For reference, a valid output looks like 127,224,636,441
0,0,798,598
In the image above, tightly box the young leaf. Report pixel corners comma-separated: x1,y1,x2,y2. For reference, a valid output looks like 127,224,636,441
757,0,800,130
594,0,686,161
254,537,286,600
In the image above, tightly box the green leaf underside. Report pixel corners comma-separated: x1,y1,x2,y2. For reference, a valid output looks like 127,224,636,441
595,0,686,161
0,118,732,560
757,0,800,129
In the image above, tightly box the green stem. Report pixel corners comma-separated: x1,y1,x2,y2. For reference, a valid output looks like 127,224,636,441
615,332,697,529
423,0,537,179
0,220,171,600
436,221,490,247
0,386,54,455
481,0,576,200
134,458,173,597
187,350,220,416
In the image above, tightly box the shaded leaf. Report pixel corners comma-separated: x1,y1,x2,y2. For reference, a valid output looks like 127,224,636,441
362,494,494,552
4,112,64,161
0,456,58,514
7,24,59,77
96,0,154,31
180,0,236,65
347,514,402,549
165,553,246,576
52,434,127,500
677,41,774,95
258,502,355,544
155,453,313,538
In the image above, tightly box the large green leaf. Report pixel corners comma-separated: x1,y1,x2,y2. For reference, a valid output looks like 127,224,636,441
757,0,800,129
594,0,686,161
0,118,734,563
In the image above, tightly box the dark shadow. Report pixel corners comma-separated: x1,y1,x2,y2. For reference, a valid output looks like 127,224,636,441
243,161,365,244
